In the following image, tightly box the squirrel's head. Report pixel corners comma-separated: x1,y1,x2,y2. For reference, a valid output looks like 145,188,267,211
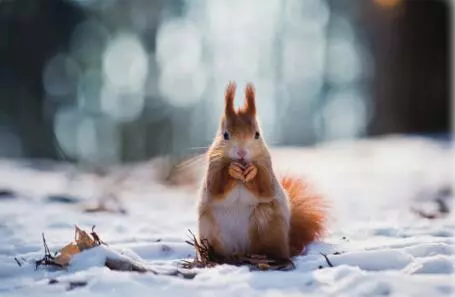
210,82,269,163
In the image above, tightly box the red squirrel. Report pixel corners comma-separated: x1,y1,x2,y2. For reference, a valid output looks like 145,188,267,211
197,82,327,260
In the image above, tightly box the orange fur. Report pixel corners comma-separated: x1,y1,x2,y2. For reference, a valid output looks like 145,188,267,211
198,206,224,255
281,175,328,256
222,111,256,138
224,81,236,118
244,162,275,199
240,83,256,116
205,159,237,199
249,200,289,259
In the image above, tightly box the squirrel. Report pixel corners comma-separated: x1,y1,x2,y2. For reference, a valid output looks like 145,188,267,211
196,82,328,260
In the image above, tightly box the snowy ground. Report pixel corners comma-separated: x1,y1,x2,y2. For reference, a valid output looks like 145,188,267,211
0,135,454,297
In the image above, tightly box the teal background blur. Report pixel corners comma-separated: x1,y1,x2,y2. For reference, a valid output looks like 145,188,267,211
0,0,450,165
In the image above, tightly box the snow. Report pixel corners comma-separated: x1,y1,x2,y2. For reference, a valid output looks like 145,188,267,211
0,135,454,296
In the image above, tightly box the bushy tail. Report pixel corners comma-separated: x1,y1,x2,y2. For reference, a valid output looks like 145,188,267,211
280,175,328,256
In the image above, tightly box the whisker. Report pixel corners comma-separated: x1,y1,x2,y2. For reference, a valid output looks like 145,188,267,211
208,155,227,163
209,155,223,160
187,146,210,151
175,154,206,169
209,154,224,160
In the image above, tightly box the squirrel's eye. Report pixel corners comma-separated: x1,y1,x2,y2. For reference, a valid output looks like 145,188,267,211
223,131,230,140
255,131,260,139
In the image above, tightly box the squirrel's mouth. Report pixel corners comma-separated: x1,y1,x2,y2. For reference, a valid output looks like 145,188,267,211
238,158,248,167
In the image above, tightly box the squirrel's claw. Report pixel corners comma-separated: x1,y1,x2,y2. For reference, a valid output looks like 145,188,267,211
229,162,245,181
244,164,258,182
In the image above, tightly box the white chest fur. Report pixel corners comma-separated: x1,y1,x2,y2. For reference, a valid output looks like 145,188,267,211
212,183,260,255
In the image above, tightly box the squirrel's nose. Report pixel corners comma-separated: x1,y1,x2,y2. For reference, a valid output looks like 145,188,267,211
237,149,247,159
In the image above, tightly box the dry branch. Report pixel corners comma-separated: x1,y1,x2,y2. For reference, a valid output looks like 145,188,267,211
411,197,451,219
14,257,22,267
35,233,64,270
320,253,334,267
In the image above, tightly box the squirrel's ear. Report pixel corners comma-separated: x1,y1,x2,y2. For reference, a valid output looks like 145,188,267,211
244,83,256,116
224,81,236,117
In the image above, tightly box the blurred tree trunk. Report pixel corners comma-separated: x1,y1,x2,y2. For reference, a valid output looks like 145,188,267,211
0,0,83,158
357,0,450,135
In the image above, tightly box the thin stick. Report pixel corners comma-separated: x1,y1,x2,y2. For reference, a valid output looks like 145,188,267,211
35,233,63,270
91,225,107,246
14,257,22,267
42,233,52,257
320,253,334,267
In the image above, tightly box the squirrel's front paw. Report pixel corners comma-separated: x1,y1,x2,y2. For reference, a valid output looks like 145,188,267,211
244,163,258,182
228,162,245,181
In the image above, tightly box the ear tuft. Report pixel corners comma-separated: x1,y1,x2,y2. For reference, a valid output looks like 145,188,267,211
244,83,256,116
224,81,236,117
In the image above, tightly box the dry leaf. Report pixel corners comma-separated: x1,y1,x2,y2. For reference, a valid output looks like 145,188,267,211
75,225,96,251
257,263,270,270
35,226,103,269
54,243,80,266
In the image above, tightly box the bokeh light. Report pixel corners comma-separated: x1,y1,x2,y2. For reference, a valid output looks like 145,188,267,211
70,19,111,68
374,0,402,9
282,38,326,86
327,39,362,85
100,84,145,122
38,0,374,161
0,0,449,165
54,106,84,158
102,32,149,93
0,127,22,158
76,116,120,164
316,88,370,141
156,20,206,107
77,68,103,114
43,54,81,98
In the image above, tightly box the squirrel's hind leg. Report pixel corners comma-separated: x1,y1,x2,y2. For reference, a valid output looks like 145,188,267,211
198,206,224,258
249,201,290,260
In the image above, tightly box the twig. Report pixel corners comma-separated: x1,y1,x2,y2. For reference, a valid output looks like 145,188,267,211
182,229,295,271
0,189,16,199
42,233,50,256
14,257,22,267
436,197,450,214
411,188,452,220
411,208,439,219
91,225,107,246
320,253,334,267
35,233,63,270
410,200,450,219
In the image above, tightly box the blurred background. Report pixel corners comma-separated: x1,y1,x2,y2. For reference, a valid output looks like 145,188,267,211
0,0,451,166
